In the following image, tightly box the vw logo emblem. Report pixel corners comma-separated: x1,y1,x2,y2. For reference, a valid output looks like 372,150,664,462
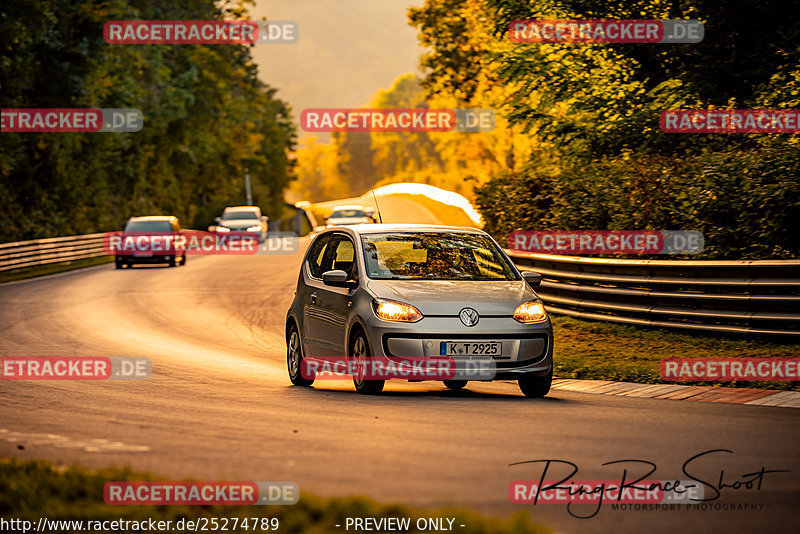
459,307,479,327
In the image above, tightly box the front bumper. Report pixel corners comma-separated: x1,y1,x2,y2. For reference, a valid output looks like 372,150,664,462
217,228,265,242
361,315,553,380
117,254,179,265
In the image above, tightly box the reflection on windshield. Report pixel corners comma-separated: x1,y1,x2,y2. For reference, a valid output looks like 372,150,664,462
331,210,365,218
361,232,518,281
223,211,258,220
124,221,172,232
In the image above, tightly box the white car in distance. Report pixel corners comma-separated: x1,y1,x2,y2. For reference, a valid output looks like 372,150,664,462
325,205,375,228
213,206,269,242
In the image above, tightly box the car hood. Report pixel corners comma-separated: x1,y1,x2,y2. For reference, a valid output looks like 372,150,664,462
328,217,371,225
218,220,259,230
365,279,535,316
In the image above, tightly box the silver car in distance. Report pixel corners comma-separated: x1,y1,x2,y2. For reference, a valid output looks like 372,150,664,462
285,224,553,396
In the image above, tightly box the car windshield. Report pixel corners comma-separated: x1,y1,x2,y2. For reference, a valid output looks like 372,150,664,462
222,210,258,220
331,209,365,218
124,220,172,232
361,232,519,281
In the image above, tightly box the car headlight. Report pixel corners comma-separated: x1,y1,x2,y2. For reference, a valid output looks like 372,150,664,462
373,299,423,323
216,226,230,233
246,225,262,232
513,300,548,324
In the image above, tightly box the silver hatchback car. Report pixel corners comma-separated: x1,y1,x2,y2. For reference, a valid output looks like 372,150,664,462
285,224,553,396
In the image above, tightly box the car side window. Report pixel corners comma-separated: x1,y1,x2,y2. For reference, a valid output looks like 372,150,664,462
307,235,331,278
324,235,356,277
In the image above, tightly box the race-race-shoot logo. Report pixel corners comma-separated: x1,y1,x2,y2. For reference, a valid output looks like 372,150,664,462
660,109,800,133
104,21,298,44
509,19,704,43
509,230,704,255
1,109,142,132
508,450,788,519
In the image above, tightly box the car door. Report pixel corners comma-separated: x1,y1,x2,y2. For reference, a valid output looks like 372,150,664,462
312,233,357,358
301,233,332,358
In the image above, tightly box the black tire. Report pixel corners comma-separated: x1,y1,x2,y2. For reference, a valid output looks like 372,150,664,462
518,369,553,398
115,258,123,269
287,323,314,386
351,331,384,395
168,256,177,267
443,380,468,390
180,254,187,266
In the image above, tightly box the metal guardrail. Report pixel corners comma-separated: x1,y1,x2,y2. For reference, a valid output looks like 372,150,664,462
0,233,108,272
0,207,321,274
507,250,800,336
2,233,798,336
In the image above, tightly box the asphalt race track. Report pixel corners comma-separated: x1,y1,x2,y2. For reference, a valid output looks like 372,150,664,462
1,246,798,534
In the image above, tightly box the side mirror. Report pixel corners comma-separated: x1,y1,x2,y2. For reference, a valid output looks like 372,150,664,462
522,271,542,287
214,217,221,223
322,269,352,288
261,216,269,223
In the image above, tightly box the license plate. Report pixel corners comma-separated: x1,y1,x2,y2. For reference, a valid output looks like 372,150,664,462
440,341,501,357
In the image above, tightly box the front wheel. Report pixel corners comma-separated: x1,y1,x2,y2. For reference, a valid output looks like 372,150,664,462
351,332,384,395
518,369,552,398
443,380,468,390
287,324,313,386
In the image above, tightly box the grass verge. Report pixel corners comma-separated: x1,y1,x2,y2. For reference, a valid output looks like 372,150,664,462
0,458,549,534
552,315,800,391
0,256,113,284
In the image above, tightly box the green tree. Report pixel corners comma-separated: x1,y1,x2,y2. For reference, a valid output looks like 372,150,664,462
0,0,295,241
411,0,800,259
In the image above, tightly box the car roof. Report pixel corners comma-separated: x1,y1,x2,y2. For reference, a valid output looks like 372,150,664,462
127,215,177,222
322,224,487,236
224,206,259,211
